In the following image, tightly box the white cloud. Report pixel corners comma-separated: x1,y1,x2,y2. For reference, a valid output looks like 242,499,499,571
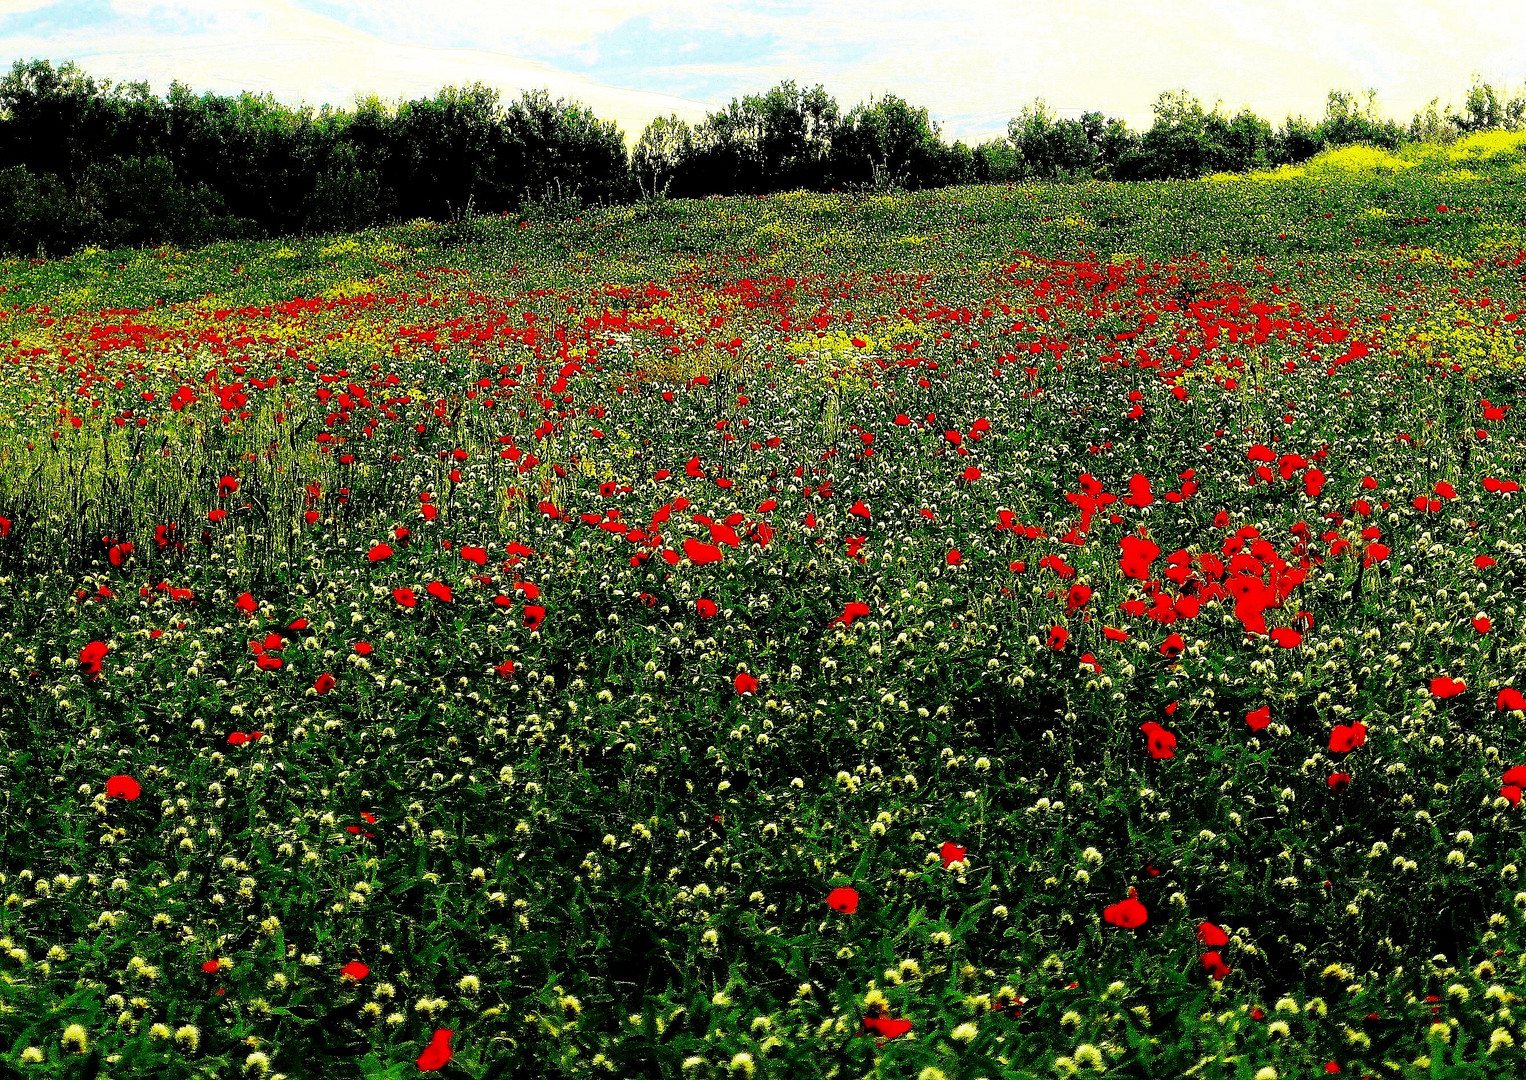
4,0,713,140
3,0,1525,144
316,0,1526,127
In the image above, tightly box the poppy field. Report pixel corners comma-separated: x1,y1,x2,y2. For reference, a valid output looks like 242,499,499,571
5,136,1526,1079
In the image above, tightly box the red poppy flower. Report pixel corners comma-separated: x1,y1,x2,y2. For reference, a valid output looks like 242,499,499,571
313,672,337,695
1245,706,1270,731
1269,627,1302,648
1328,722,1367,753
683,538,723,565
831,601,872,627
1066,583,1092,612
1103,626,1129,642
201,960,221,974
340,961,370,981
1197,922,1229,947
105,774,141,800
417,1029,454,1072
234,592,257,616
426,582,453,604
1328,772,1352,791
79,640,109,678
1430,675,1466,699
1200,951,1231,980
1139,720,1176,759
524,605,546,630
946,549,963,566
826,887,859,914
1048,625,1068,651
354,642,373,656
228,732,250,746
940,841,967,867
1103,887,1147,928
1159,633,1185,657
1121,473,1154,508
393,587,417,608
1118,535,1161,580
1503,785,1523,807
1498,689,1526,712
1473,616,1492,634
367,543,393,562
460,546,488,566
862,1016,912,1039
734,672,759,696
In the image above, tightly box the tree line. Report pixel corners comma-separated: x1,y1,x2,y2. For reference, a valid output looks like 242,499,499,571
2,58,1523,256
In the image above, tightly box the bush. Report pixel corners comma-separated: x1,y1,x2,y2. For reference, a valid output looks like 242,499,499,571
0,59,633,254
0,165,82,255
78,155,249,249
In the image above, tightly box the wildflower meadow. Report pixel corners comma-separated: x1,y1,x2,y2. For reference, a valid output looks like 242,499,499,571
4,134,1526,1079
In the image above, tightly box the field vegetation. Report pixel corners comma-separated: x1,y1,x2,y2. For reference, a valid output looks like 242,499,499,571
2,135,1526,1079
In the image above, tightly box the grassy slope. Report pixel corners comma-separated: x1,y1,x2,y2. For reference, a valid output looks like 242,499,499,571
0,137,1525,1080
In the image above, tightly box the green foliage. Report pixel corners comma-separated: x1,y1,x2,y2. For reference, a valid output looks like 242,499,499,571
0,59,633,256
673,81,841,196
633,114,696,201
3,59,1525,256
1006,100,1139,181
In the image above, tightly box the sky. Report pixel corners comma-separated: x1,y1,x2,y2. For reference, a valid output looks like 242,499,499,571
2,0,1525,145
